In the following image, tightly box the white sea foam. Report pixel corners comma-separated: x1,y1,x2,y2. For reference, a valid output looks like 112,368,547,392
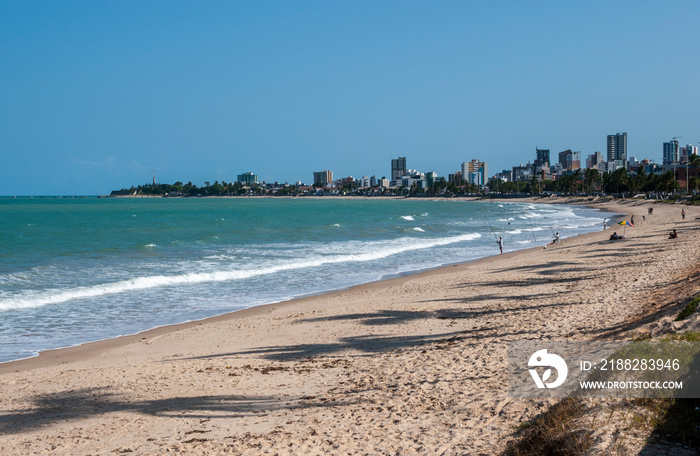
401,215,415,221
413,227,425,232
0,232,482,312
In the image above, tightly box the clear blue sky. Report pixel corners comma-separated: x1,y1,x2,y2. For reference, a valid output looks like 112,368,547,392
1,1,698,195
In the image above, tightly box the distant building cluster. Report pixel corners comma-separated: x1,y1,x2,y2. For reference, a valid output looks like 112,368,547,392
235,131,698,196
305,156,483,195
122,131,698,197
663,140,698,165
490,132,699,188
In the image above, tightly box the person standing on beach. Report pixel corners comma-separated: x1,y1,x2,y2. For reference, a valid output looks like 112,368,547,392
603,218,607,230
682,208,686,220
498,236,503,254
631,215,635,226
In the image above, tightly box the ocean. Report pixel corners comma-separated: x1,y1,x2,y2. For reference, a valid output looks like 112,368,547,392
0,197,611,363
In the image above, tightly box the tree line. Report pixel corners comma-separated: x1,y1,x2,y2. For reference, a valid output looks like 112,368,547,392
116,158,700,198
116,181,269,196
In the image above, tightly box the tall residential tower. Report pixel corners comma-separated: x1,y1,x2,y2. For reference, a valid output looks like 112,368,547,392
535,148,550,167
461,159,488,186
313,170,333,186
607,132,627,162
391,156,407,182
663,140,679,164
558,150,581,171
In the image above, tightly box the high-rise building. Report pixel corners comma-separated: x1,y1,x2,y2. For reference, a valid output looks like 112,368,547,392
558,150,581,171
461,159,488,187
313,170,333,186
586,152,605,169
607,132,627,162
535,148,550,167
467,172,482,186
682,144,698,161
391,156,407,182
426,171,438,187
663,141,679,164
237,172,258,185
512,163,532,182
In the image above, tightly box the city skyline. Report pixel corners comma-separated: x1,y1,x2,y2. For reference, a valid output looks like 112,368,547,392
137,130,697,191
14,129,700,194
1,2,699,195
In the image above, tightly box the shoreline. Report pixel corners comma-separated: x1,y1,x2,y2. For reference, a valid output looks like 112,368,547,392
3,197,695,454
0,199,619,373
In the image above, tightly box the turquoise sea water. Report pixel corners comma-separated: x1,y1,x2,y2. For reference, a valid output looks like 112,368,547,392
0,197,611,363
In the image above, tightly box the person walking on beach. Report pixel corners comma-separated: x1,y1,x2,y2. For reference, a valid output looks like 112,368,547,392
603,218,607,230
630,215,635,226
682,208,686,220
497,236,503,254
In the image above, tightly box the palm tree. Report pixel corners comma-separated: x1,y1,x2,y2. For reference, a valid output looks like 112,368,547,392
603,168,629,196
571,169,582,194
658,171,679,196
689,176,700,194
583,168,602,195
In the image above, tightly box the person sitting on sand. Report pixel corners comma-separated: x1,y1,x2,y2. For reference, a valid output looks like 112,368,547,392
552,232,560,244
669,229,678,239
610,232,620,240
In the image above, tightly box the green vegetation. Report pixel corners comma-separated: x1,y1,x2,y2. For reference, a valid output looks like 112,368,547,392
632,331,700,449
503,398,593,456
632,398,700,448
114,181,272,197
663,331,700,342
488,168,687,197
111,176,488,198
114,157,700,198
676,296,700,321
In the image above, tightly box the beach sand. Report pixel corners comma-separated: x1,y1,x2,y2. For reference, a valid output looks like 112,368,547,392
1,199,699,455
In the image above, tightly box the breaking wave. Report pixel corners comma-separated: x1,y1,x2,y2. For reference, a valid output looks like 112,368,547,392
0,232,482,311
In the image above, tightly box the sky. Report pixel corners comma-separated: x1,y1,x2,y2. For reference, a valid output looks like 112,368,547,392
1,1,698,195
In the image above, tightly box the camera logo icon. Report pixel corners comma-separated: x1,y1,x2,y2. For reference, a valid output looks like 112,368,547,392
528,349,568,389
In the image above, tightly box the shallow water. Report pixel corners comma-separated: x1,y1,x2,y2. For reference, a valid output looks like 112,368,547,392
0,197,610,362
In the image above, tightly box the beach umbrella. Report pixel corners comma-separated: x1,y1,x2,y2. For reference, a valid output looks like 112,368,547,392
617,220,634,236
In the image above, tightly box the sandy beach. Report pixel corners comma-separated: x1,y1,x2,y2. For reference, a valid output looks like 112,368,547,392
1,198,699,455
